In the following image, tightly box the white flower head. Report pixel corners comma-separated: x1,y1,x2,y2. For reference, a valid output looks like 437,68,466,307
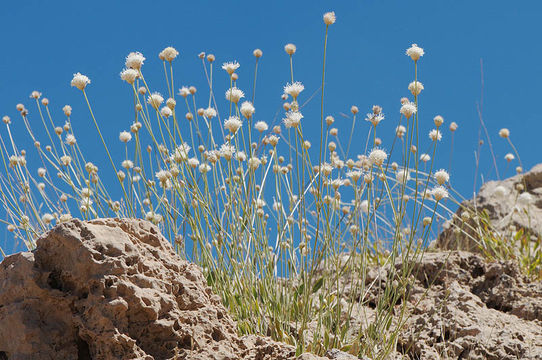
432,185,449,201
360,200,369,214
220,143,235,160
283,82,304,99
505,153,515,162
494,185,507,198
147,92,164,110
406,43,424,61
365,113,385,126
225,87,245,104
283,111,303,128
429,129,443,142
420,153,431,163
204,107,217,119
396,125,406,138
160,46,179,62
396,169,411,184
120,68,138,84
224,116,243,133
178,87,190,98
125,52,145,70
240,101,255,119
369,148,387,166
65,134,76,146
434,169,450,185
323,11,336,25
499,128,510,138
408,81,424,96
119,131,132,143
199,163,211,174
71,73,90,91
400,101,417,119
518,192,533,206
121,160,134,169
187,157,200,168
60,155,72,166
160,106,173,118
222,61,240,75
284,43,297,55
172,143,191,162
254,121,268,132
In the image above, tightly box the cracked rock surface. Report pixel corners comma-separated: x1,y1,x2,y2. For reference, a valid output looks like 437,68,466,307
0,218,319,360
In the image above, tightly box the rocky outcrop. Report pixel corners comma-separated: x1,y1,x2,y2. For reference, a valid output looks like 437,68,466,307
1,218,541,359
0,218,318,360
398,251,542,359
434,163,542,252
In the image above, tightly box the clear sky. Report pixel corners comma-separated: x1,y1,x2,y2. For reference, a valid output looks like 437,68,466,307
1,0,541,249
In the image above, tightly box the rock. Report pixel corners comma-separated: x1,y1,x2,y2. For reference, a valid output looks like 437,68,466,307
397,251,542,359
0,218,301,359
2,218,541,359
433,163,542,252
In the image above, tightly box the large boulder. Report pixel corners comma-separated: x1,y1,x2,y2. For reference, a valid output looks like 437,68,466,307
434,163,542,252
398,251,542,359
0,218,319,360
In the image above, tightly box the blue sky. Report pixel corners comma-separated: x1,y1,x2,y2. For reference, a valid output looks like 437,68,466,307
1,0,541,250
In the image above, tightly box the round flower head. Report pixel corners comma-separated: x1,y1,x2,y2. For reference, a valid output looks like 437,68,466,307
369,148,387,166
30,91,41,99
178,87,190,98
71,73,90,91
432,186,449,201
499,128,510,138
449,122,458,132
159,46,179,62
222,61,240,75
160,106,173,118
60,155,72,166
429,129,442,142
396,125,406,138
283,111,303,128
204,107,217,119
434,169,450,185
240,101,255,119
283,82,304,99
147,92,164,110
494,185,507,198
254,121,268,132
420,153,431,163
360,200,369,214
518,192,533,206
120,68,138,84
225,87,245,104
253,49,263,58
119,131,132,143
220,143,236,160
400,101,417,119
396,169,411,184
434,115,444,127
284,43,297,55
406,43,424,61
65,134,76,146
323,11,336,25
224,116,243,133
121,160,134,169
366,112,385,126
408,81,424,96
505,153,515,162
125,52,145,70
